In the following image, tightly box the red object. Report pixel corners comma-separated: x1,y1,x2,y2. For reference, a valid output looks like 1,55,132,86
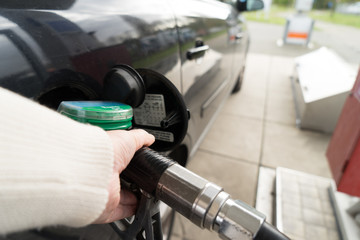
326,67,360,197
287,32,308,39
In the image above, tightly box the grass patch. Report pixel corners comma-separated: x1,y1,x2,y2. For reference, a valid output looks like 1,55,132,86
245,5,360,29
310,10,360,29
244,5,292,25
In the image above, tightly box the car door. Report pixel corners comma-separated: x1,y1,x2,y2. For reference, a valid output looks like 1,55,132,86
169,0,237,155
232,12,249,84
222,1,249,80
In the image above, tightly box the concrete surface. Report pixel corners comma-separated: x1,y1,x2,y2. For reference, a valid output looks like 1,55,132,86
171,53,333,240
276,168,338,240
170,21,346,240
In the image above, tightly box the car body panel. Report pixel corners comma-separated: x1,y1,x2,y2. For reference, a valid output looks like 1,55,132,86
0,0,181,103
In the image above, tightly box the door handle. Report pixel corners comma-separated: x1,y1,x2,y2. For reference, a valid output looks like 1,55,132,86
186,45,209,60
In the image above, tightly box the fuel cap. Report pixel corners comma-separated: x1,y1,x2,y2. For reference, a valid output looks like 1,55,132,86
58,101,133,130
103,65,145,108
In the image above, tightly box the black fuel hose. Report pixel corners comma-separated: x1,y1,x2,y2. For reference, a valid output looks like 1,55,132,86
121,147,175,195
254,222,290,240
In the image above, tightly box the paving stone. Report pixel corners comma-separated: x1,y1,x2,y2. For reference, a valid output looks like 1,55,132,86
324,214,338,229
319,187,331,201
303,209,325,225
299,185,318,198
302,196,322,210
199,114,263,164
262,123,332,178
286,233,305,240
322,200,335,215
275,168,339,239
282,218,305,237
282,191,301,206
281,179,300,194
328,229,340,240
305,225,328,239
282,202,302,220
186,150,258,205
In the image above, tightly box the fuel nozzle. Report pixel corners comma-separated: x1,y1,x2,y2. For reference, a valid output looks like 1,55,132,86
155,163,289,240
215,198,289,240
123,148,290,240
215,198,266,240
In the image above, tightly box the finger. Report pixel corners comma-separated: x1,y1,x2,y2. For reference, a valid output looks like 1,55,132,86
105,190,138,222
106,130,154,169
115,203,137,220
129,129,155,150
119,189,138,205
98,204,137,223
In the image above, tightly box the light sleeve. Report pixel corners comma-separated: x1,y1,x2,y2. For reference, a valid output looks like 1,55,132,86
0,88,114,234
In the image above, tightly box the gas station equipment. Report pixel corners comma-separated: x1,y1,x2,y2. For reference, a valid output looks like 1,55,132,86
282,0,315,46
327,66,360,196
326,67,360,240
292,47,357,133
283,15,314,46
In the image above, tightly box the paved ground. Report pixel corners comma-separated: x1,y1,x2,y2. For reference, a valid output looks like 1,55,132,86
169,20,359,240
170,53,333,240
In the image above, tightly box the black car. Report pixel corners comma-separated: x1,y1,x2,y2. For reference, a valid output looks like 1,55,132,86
0,0,263,239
